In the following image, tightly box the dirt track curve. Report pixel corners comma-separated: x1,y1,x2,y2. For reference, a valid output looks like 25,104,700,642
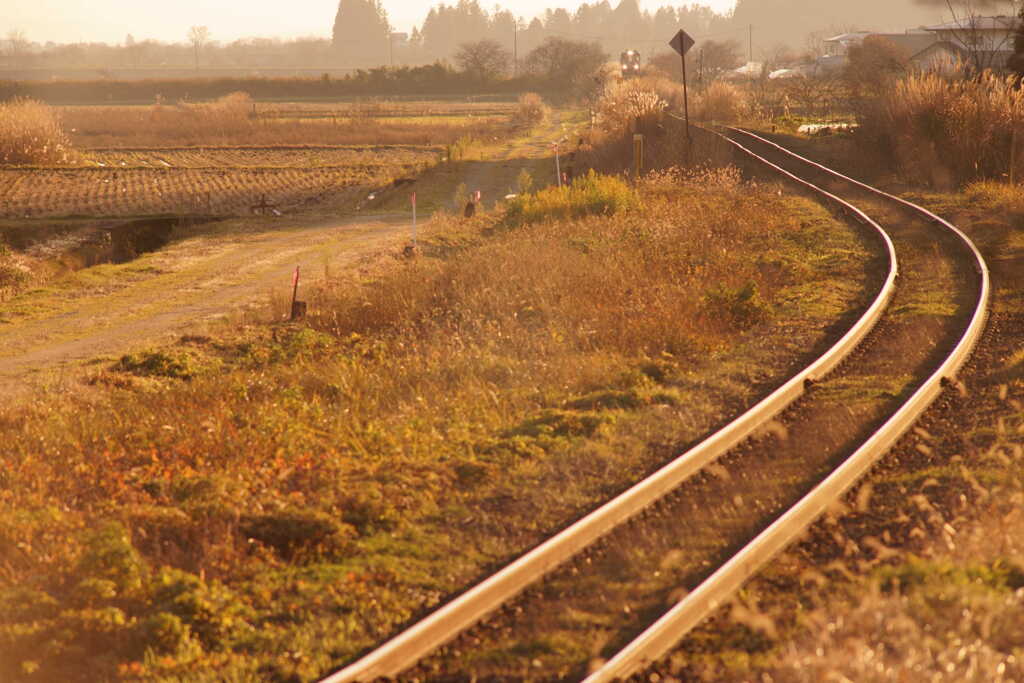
0,114,571,395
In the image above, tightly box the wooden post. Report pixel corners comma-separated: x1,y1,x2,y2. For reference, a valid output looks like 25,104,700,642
633,133,644,179
1012,126,1019,185
290,266,306,320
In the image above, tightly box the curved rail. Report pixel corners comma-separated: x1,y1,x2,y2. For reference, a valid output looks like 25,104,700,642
583,127,990,682
322,132,899,682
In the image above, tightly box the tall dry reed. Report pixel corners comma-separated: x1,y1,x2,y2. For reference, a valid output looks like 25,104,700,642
856,71,1024,186
693,81,750,123
0,97,75,165
597,78,669,133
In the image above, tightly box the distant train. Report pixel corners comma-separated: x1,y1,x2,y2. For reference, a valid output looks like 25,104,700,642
620,50,641,78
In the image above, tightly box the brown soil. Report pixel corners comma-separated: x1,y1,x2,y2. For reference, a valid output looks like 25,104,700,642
0,117,573,398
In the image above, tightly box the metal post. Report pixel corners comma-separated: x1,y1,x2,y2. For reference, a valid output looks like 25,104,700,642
513,22,518,77
681,49,691,153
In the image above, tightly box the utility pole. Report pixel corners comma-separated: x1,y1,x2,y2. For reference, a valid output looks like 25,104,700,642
513,21,518,76
698,48,704,85
749,24,753,64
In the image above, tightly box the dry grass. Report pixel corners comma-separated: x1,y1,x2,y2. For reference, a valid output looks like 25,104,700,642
693,81,751,124
61,93,513,149
855,72,1024,187
0,98,76,166
597,77,671,133
0,166,868,681
511,92,550,128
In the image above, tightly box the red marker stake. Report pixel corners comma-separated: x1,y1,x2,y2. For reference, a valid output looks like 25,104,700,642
291,265,300,312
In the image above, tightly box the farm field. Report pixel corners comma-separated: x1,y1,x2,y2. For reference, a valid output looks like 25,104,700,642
1,97,522,219
59,98,515,148
0,150,436,218
82,146,438,169
0,106,570,389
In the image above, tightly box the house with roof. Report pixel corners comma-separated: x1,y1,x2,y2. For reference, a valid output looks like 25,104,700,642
916,15,1019,71
819,30,938,70
814,16,1019,75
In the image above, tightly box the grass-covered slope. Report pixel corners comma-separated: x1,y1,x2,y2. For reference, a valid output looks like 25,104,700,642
0,169,876,681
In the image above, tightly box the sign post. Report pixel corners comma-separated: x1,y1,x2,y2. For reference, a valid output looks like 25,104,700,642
669,29,696,154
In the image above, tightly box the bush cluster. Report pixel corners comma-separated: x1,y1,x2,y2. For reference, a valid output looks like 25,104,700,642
511,92,549,127
856,71,1024,186
0,97,75,165
505,170,639,224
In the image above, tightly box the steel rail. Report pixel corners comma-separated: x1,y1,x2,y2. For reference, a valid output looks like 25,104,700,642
320,132,899,683
584,127,990,682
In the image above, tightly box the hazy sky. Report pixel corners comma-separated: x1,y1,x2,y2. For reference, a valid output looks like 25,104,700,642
6,0,737,45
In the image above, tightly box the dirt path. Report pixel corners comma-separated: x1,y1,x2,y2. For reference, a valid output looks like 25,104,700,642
0,114,576,394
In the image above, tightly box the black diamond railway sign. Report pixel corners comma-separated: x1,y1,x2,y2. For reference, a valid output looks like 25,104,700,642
670,29,695,57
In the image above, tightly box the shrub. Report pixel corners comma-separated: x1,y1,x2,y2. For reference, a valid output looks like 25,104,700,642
693,81,750,123
703,280,770,327
116,350,199,379
0,242,30,299
855,71,1024,186
597,79,668,133
505,170,639,224
513,92,550,127
0,97,75,165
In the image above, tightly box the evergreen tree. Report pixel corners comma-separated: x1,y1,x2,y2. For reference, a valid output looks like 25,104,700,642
333,0,390,67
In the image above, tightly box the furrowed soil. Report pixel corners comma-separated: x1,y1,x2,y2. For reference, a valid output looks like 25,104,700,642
0,113,570,395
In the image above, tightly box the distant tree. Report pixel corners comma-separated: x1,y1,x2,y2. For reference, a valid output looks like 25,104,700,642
524,37,606,95
937,0,1018,73
187,26,209,71
5,29,30,68
845,35,910,95
700,39,744,80
333,0,390,67
454,40,512,81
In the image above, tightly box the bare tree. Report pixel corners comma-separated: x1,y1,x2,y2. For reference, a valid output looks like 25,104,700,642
188,26,210,71
5,29,30,68
454,40,512,81
936,0,1017,72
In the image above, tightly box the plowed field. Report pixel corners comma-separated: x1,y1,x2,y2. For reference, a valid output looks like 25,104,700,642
0,147,437,218
83,145,436,169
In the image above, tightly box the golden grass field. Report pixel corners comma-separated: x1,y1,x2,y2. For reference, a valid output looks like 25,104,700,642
5,72,1022,683
0,161,880,680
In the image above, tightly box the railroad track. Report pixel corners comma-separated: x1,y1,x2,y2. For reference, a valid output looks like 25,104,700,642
321,129,989,682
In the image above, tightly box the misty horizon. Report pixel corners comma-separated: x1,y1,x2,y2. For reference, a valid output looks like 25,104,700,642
8,0,741,46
